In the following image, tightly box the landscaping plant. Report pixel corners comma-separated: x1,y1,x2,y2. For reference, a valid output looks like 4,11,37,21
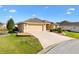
6,18,15,33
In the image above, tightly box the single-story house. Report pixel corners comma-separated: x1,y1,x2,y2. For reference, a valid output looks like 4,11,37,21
17,18,58,33
0,23,5,30
59,22,79,32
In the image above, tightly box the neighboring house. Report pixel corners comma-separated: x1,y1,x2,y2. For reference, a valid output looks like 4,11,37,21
0,23,6,33
59,22,79,32
17,18,57,33
0,23,4,30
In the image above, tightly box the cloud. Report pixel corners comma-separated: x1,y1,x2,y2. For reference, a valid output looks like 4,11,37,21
32,14,36,17
68,8,75,11
66,8,75,15
3,9,8,11
9,9,16,13
45,6,49,9
8,16,13,18
66,11,72,14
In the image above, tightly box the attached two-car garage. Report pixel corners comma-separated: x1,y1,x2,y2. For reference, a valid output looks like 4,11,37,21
22,23,47,32
27,24,43,32
18,23,47,33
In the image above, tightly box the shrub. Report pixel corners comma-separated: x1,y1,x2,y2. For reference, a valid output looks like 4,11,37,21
53,29,57,31
50,28,63,33
50,29,58,32
56,28,63,33
50,29,53,32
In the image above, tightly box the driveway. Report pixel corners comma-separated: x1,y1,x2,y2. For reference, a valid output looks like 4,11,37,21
29,31,74,48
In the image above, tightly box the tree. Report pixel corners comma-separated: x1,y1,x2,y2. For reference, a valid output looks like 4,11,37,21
6,18,15,33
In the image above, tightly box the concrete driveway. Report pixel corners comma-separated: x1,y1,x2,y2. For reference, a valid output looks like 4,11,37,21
29,31,74,48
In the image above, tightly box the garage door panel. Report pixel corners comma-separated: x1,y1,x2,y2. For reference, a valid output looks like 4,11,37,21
28,25,42,32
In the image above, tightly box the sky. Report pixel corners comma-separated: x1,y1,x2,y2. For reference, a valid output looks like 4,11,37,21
0,5,79,23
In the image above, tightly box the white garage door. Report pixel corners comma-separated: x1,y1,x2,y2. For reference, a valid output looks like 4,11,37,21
28,24,43,32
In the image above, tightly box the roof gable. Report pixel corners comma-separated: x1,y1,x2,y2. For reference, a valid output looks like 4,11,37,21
25,18,50,23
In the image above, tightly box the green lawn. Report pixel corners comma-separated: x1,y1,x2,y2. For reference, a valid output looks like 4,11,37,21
0,34,43,54
64,31,79,39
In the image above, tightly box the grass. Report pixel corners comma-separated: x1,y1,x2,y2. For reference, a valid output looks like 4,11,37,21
0,34,43,54
64,31,79,39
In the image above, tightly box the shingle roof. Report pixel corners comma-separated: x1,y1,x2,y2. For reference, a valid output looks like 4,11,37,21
59,22,79,26
17,18,56,25
25,18,50,23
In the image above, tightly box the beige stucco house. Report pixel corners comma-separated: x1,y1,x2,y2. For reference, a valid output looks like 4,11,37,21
59,22,79,32
17,18,57,33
